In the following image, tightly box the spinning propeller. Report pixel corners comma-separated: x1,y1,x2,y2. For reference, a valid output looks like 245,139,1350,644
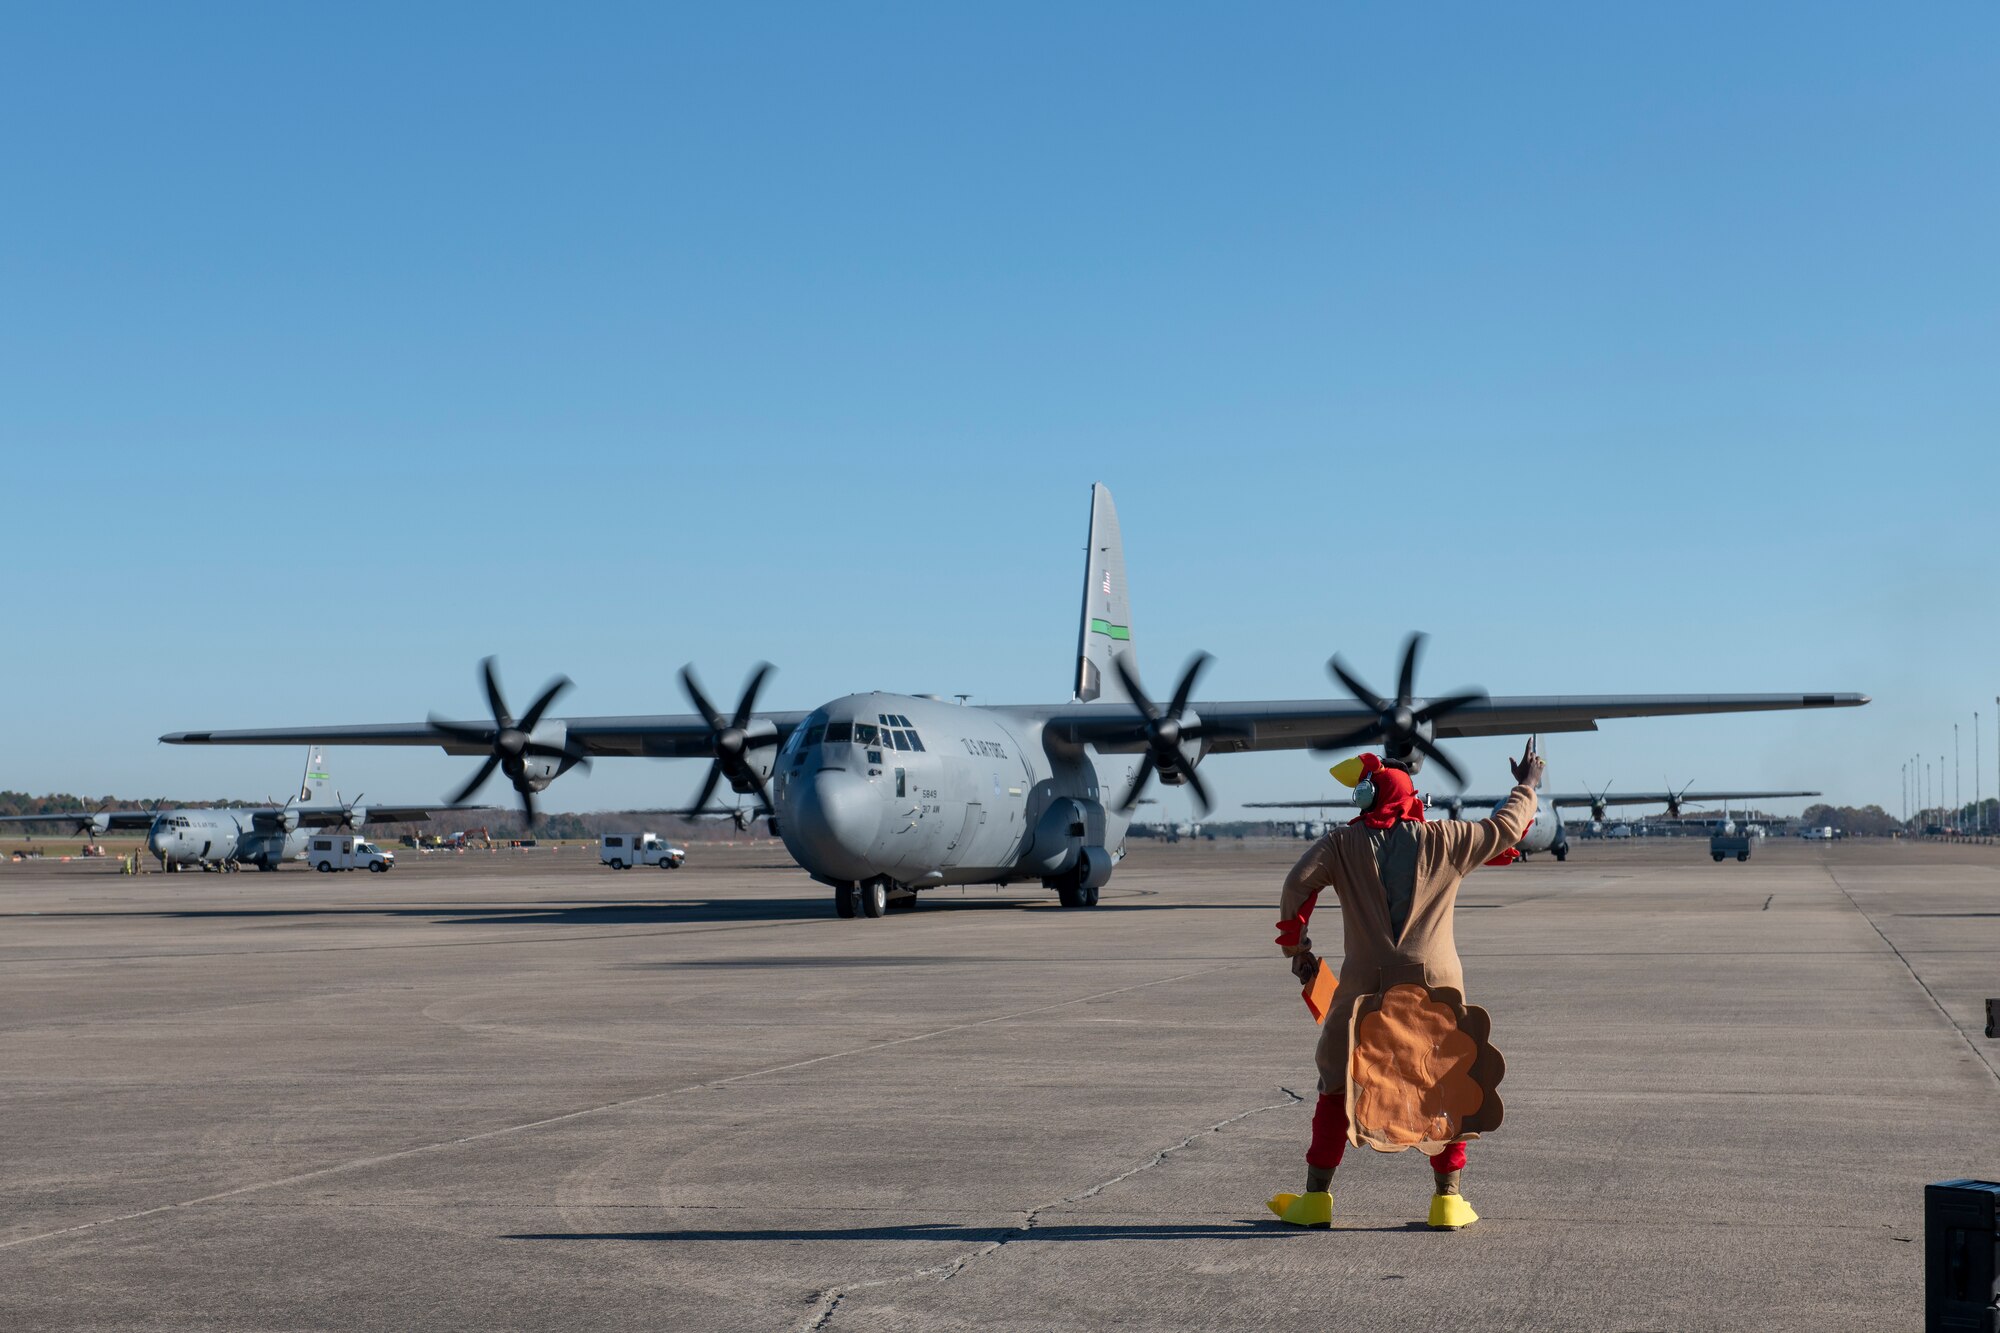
1584,781,1615,822
426,657,588,827
1310,632,1487,788
679,663,779,817
1663,780,1697,818
1112,652,1214,815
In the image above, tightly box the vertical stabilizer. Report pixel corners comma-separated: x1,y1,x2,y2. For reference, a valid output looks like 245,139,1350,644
1074,483,1135,702
298,747,332,805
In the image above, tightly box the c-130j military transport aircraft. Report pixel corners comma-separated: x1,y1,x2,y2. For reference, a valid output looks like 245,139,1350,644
0,748,453,871
164,485,1868,918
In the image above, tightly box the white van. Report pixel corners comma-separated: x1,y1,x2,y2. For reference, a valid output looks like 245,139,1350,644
600,833,686,870
307,835,395,873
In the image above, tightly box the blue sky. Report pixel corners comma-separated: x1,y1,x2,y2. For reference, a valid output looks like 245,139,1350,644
2,3,1993,818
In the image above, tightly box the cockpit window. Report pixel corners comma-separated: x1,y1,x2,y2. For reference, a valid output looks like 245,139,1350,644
825,720,852,744
784,711,830,755
906,731,925,752
854,723,878,746
889,730,910,751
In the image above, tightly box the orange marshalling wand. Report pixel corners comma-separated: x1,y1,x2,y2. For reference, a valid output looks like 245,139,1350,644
1302,958,1338,1025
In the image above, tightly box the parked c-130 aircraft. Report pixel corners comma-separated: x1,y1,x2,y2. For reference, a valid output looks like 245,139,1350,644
164,485,1868,916
0,749,451,871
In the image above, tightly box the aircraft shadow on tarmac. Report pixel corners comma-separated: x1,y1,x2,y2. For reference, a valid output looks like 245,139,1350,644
505,1219,1430,1243
24,888,1237,928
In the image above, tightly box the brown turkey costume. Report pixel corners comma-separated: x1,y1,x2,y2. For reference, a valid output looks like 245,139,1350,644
1267,751,1535,1230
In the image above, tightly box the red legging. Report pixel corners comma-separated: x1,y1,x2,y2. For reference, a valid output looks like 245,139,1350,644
1307,1093,1467,1174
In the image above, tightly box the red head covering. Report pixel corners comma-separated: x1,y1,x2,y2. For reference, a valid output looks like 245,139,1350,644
1349,752,1427,830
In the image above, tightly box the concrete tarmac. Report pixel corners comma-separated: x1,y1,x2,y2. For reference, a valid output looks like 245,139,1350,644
2,838,1996,1331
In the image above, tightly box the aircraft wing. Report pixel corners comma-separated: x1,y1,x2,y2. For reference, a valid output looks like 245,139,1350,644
161,714,814,759
0,809,158,831
1546,789,1822,810
284,804,475,828
1045,692,1868,753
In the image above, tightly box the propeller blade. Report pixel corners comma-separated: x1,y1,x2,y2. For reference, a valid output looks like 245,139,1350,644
1327,656,1387,714
731,663,774,732
1167,651,1212,719
449,755,500,806
1412,690,1488,724
480,657,512,727
1396,632,1425,708
679,666,723,729
1118,759,1156,813
518,785,538,828
1307,719,1386,756
519,675,573,733
687,762,723,817
1110,654,1159,721
1176,758,1212,814
1411,734,1467,788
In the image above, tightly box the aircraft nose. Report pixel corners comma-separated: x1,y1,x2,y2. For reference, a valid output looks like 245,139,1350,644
781,766,882,880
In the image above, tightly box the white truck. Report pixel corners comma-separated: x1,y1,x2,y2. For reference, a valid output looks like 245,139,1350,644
307,835,395,873
600,833,686,870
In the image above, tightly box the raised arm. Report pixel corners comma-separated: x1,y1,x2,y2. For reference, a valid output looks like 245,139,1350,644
1432,738,1546,873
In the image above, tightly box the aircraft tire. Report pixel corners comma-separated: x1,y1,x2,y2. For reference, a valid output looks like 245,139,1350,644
834,884,858,918
861,879,888,918
1082,884,1100,907
1056,884,1084,908
1553,845,1568,863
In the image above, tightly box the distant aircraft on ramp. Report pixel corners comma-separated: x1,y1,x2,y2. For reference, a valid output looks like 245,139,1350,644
1246,782,1822,861
0,749,464,871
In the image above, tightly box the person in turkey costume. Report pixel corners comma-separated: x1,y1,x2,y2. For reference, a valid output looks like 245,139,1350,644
1267,741,1543,1230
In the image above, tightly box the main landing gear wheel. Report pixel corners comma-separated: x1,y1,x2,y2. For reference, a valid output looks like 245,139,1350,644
860,878,889,918
1056,883,1101,908
834,884,858,919
1553,845,1568,863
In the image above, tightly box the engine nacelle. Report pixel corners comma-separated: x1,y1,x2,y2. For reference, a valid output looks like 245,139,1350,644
512,721,574,792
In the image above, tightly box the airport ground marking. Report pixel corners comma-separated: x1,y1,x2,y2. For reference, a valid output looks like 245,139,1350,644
0,961,1248,1254
1824,865,2000,1090
799,1085,1306,1332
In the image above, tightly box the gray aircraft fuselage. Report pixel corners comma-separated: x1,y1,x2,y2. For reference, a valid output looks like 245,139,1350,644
146,810,310,871
775,693,1148,895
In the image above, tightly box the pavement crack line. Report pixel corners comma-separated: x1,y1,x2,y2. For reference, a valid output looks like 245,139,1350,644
797,1085,1305,1332
1825,866,2000,1089
0,962,1243,1255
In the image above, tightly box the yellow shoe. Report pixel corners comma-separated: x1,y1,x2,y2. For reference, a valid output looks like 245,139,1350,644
1427,1192,1479,1230
1267,1190,1333,1227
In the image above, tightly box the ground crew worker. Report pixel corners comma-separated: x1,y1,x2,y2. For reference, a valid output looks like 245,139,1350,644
1267,738,1543,1230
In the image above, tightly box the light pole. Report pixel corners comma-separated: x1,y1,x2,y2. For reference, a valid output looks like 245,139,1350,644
1977,712,1983,836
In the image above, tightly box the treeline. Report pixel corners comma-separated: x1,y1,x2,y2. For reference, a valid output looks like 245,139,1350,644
0,790,258,834
1798,804,1902,836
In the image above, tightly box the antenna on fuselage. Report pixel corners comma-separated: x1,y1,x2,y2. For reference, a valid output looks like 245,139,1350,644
954,694,972,705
